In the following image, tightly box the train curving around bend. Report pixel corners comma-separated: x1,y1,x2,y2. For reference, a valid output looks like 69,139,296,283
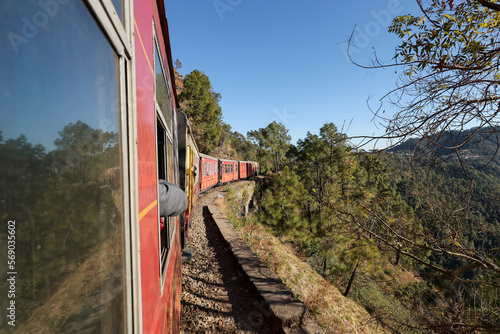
0,0,257,333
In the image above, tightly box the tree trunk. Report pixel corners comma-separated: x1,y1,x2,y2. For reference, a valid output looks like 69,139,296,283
343,259,360,297
394,250,400,266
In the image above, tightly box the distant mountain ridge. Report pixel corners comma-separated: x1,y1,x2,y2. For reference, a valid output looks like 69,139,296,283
389,126,500,161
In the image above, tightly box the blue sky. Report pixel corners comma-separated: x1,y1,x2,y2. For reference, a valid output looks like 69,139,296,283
164,0,420,148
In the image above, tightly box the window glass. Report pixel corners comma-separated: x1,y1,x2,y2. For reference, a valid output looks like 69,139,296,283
154,44,172,133
111,0,124,23
0,1,125,332
157,121,167,180
157,120,173,276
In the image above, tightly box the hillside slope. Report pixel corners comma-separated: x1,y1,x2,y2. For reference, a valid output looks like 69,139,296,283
218,181,393,334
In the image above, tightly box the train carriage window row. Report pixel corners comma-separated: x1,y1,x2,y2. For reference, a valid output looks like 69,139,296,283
155,38,175,281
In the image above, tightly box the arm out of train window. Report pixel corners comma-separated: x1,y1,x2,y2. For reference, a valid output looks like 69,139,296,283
158,180,188,217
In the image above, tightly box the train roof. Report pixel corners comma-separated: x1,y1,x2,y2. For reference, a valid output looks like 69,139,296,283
199,153,218,160
218,158,238,163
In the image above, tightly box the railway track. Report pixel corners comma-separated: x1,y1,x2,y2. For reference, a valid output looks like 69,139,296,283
180,183,275,333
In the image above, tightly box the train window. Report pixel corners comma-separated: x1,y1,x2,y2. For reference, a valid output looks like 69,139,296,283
157,117,175,279
154,41,172,133
0,1,127,332
157,120,167,180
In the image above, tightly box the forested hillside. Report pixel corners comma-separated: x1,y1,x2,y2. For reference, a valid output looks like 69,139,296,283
174,61,499,330
247,122,499,333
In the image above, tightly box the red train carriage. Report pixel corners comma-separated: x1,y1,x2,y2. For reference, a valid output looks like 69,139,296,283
135,0,185,332
1,0,187,333
199,154,219,191
238,161,259,179
238,161,248,179
219,159,239,184
250,161,260,177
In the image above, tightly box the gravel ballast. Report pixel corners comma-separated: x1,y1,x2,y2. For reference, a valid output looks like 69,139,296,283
180,186,275,333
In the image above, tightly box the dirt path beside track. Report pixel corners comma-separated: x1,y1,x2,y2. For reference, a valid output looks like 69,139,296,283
180,183,274,334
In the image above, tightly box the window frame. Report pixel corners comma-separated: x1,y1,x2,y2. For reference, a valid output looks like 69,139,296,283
154,31,176,290
81,0,136,332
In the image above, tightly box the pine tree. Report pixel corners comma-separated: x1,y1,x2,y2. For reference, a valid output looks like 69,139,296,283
248,121,291,172
179,70,222,153
259,166,306,239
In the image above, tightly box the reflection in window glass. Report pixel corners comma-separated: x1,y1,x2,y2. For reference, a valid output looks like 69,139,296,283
0,1,125,332
155,44,172,132
111,0,124,22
